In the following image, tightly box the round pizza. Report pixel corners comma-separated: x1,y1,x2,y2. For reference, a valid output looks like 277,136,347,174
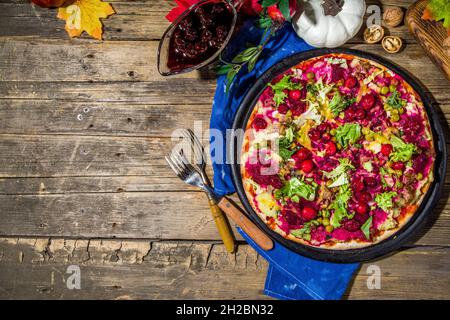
241,53,435,249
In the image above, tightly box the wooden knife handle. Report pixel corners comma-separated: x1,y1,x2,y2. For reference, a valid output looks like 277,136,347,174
218,197,273,251
208,198,236,253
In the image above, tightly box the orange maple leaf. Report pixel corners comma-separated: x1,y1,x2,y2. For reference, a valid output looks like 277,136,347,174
57,0,115,40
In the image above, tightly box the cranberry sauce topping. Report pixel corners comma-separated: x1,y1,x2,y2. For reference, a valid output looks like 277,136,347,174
167,1,233,72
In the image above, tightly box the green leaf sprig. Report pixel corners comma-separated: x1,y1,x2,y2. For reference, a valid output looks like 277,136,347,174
216,0,295,93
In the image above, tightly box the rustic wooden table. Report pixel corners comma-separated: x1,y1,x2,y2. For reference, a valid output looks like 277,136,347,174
0,0,449,299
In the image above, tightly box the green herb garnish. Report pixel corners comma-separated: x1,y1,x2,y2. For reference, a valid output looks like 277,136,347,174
323,158,354,188
361,216,373,240
268,75,303,106
386,90,406,109
335,123,362,148
290,220,321,241
274,177,317,202
375,191,397,212
330,184,353,228
329,92,356,116
389,135,417,162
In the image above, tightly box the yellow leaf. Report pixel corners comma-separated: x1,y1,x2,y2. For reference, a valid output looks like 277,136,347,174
57,0,115,40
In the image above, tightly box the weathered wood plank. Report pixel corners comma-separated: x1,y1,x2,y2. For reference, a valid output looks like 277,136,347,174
0,189,448,245
0,39,202,82
0,99,448,137
0,0,172,41
1,39,448,86
0,134,175,177
1,134,448,178
0,81,216,104
0,176,193,194
0,238,448,299
0,133,448,244
0,101,212,137
0,0,422,42
0,81,448,103
0,192,240,239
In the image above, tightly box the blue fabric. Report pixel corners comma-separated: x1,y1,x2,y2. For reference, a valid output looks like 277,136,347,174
239,228,360,300
209,22,360,300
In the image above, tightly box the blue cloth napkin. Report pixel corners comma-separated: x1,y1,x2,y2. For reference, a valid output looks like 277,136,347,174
209,21,359,300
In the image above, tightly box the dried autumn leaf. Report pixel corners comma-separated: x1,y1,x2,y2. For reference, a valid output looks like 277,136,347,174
57,0,115,40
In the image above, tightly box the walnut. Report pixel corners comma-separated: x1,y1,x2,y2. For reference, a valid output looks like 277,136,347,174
382,36,403,53
383,6,404,27
363,25,384,44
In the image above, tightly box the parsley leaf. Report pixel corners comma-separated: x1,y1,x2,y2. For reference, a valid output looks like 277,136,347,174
330,184,353,228
290,220,321,241
329,92,356,116
268,75,302,106
335,123,362,148
385,90,406,109
323,158,354,188
389,135,417,162
307,78,333,104
361,216,373,240
277,127,298,160
274,177,317,202
375,191,397,212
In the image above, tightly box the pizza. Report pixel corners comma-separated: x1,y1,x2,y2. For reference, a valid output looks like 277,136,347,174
241,53,435,249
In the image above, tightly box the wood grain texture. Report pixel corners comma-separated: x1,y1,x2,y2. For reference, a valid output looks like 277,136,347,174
1,39,448,84
0,238,449,299
405,0,450,81
0,187,448,245
0,0,449,300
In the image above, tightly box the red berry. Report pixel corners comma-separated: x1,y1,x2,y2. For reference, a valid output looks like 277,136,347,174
252,115,267,130
346,108,356,120
360,192,371,202
301,206,317,221
278,104,289,114
294,148,310,161
392,161,405,170
309,129,321,141
300,159,314,173
355,203,368,214
289,89,302,101
267,5,285,22
322,133,331,142
380,144,393,156
344,220,360,232
365,177,377,187
353,179,365,192
361,94,375,110
355,108,365,120
325,141,337,155
345,76,357,88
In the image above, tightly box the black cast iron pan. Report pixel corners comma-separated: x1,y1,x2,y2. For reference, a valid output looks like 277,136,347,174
230,48,447,263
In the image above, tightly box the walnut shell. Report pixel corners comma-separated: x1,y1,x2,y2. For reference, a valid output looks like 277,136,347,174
363,25,385,44
383,6,404,27
382,36,403,53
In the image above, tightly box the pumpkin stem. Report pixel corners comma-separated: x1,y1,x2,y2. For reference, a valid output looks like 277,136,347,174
322,0,344,16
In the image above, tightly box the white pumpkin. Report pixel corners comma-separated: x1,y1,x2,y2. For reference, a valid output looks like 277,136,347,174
292,0,366,48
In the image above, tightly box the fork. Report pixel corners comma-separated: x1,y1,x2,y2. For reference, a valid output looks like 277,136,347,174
180,129,236,253
166,149,273,251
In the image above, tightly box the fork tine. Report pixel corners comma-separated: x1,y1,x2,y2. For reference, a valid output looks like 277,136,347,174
186,129,205,165
190,130,204,157
174,149,198,179
165,155,183,179
169,151,187,180
179,129,198,165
